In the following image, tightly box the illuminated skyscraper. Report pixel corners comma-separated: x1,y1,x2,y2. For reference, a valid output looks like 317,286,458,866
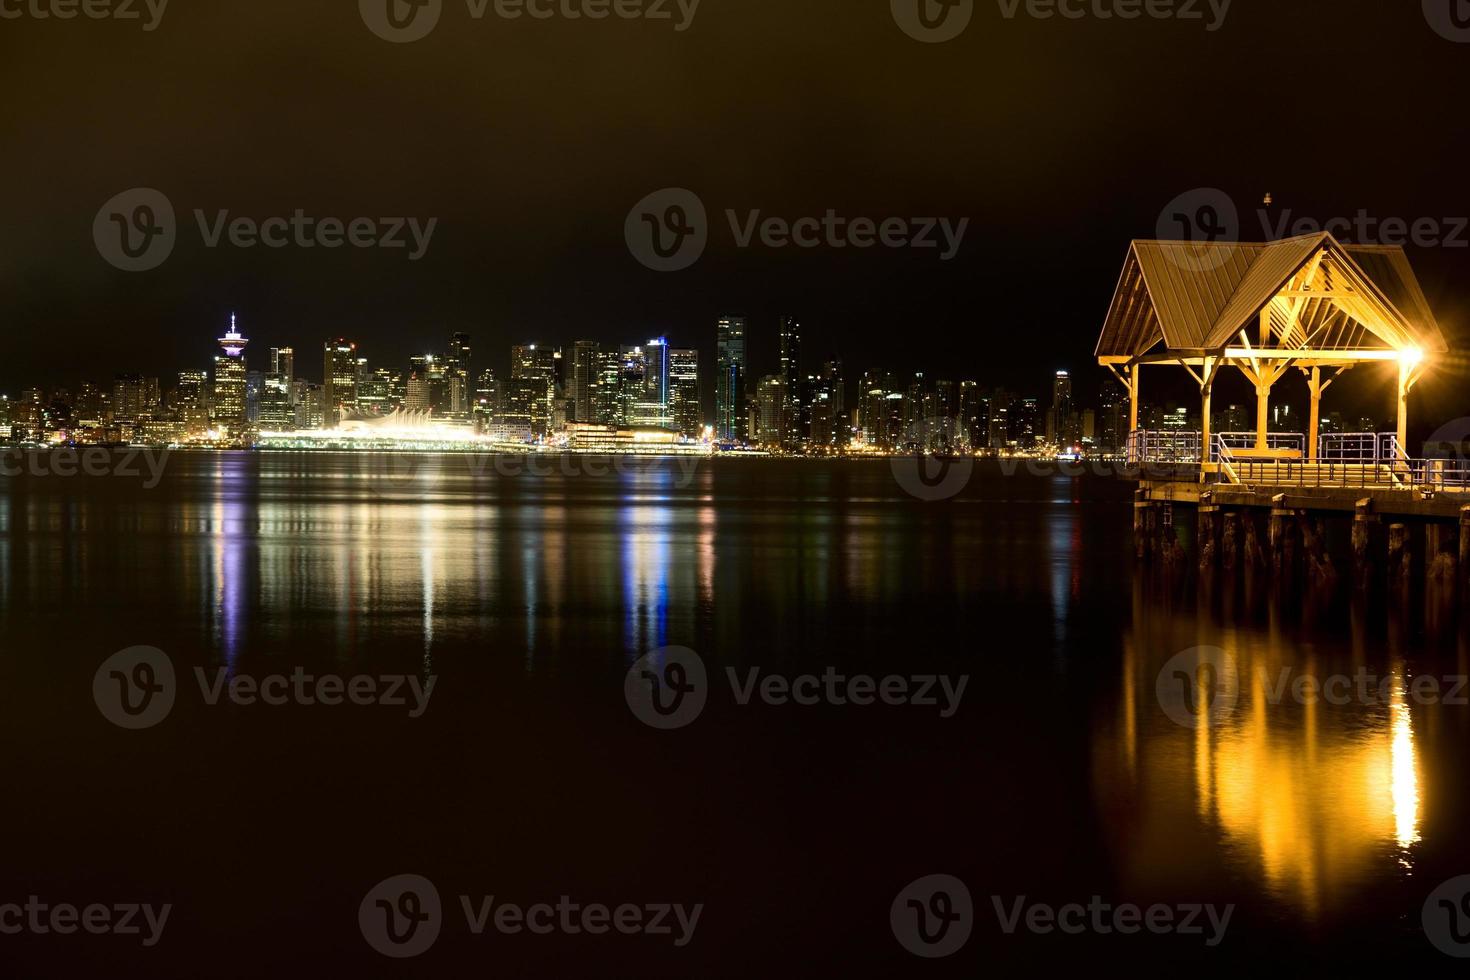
212,315,249,428
716,316,747,443
778,315,803,449
510,344,557,437
669,347,700,437
569,340,599,424
324,339,358,427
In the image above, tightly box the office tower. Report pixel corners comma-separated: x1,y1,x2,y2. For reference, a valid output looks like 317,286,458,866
593,350,624,425
618,345,650,426
569,340,599,424
405,370,430,413
1016,397,1042,448
447,333,472,420
111,375,146,424
778,315,803,449
716,316,747,442
669,347,700,437
988,389,1013,449
357,368,398,417
639,338,671,428
510,344,557,437
212,316,249,428
273,347,295,386
1047,370,1074,444
756,375,787,449
474,369,499,428
324,339,358,427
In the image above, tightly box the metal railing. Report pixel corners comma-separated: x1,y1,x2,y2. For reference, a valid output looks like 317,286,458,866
1129,429,1470,492
1127,429,1202,464
1213,432,1307,459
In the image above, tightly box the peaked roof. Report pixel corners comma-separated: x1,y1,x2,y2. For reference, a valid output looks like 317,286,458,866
1097,233,1448,361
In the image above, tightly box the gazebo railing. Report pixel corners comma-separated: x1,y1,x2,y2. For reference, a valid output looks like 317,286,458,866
1127,429,1202,464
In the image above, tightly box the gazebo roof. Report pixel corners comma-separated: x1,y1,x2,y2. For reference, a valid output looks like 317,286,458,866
1096,233,1448,363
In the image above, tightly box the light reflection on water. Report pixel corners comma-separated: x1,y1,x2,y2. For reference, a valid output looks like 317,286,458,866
4,453,1467,939
1104,589,1436,922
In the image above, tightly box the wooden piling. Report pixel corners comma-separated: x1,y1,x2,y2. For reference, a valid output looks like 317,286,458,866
1221,510,1240,573
1198,505,1220,572
1353,498,1381,590
1461,506,1470,588
1389,523,1411,592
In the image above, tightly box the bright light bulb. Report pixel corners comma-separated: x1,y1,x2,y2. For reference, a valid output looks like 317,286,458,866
1400,347,1426,367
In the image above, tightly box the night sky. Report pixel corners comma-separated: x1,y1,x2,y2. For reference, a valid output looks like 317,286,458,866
4,0,1469,425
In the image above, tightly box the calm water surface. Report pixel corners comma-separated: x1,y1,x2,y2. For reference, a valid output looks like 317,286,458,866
0,453,1465,975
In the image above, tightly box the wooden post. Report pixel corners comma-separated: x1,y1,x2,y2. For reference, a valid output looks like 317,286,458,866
1460,505,1470,588
1353,498,1381,590
1129,363,1140,436
1428,521,1457,590
1270,495,1290,575
1397,360,1412,457
1222,510,1240,572
1134,489,1152,561
1307,366,1322,462
1199,504,1219,572
1389,523,1411,592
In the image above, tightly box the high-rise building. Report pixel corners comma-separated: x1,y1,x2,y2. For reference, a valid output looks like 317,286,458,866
756,375,787,449
638,338,672,428
1098,375,1126,454
510,344,557,437
212,316,249,429
778,315,803,449
447,333,472,420
569,340,599,424
593,350,624,425
716,316,747,443
669,348,700,437
958,381,986,452
1047,371,1075,445
323,340,359,426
